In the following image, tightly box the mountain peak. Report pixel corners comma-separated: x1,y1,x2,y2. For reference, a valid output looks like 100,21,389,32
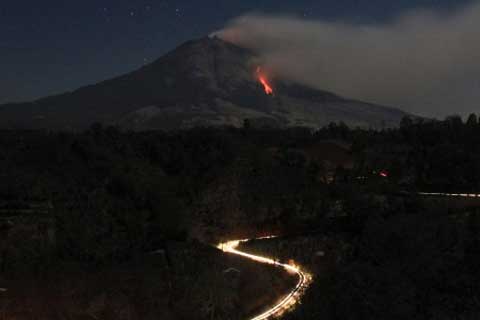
148,36,259,95
0,36,409,130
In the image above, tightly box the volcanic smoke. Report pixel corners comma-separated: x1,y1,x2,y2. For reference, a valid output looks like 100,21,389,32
217,2,480,117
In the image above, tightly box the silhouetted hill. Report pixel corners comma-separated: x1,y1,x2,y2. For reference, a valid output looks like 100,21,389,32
0,37,410,130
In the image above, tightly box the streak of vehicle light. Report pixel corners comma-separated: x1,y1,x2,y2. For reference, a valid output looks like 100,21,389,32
217,237,313,320
418,192,480,198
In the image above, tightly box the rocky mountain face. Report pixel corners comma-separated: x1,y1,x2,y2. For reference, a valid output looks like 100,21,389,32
0,37,409,130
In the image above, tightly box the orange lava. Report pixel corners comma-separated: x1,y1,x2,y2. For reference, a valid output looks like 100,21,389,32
256,67,274,95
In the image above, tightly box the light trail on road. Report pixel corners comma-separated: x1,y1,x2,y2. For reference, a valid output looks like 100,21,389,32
218,237,312,320
217,192,478,318
418,192,480,198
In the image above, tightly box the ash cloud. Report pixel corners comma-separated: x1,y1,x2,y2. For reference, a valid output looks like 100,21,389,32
215,4,480,118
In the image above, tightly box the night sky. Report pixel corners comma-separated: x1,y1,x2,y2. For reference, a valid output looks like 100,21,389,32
0,0,473,105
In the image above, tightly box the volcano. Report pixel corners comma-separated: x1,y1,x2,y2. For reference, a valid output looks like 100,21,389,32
0,37,409,130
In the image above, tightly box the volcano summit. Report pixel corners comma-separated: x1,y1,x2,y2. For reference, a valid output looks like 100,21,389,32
0,37,409,130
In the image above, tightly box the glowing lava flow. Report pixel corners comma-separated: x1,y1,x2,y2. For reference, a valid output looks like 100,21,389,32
218,237,312,320
256,67,274,96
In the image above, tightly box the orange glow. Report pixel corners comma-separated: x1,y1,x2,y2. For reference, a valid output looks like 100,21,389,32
256,67,274,95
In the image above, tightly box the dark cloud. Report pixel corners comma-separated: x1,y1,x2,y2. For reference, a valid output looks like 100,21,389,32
215,3,480,118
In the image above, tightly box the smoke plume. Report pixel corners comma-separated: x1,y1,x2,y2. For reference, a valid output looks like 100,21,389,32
216,3,480,118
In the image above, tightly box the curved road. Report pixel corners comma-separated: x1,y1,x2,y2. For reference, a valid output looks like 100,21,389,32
218,237,313,320
215,191,479,319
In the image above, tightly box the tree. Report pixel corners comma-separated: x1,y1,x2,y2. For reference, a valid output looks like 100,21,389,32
400,116,413,129
466,113,478,127
243,119,251,130
445,115,463,131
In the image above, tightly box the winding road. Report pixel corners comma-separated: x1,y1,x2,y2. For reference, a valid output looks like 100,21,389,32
218,237,313,320
215,192,480,319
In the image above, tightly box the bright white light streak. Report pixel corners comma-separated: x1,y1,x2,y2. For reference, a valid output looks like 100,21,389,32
218,237,313,320
418,192,480,198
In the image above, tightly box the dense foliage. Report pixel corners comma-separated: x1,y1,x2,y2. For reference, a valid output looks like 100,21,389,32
1,114,480,319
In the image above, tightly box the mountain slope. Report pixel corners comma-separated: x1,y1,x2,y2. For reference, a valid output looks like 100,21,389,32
0,37,410,130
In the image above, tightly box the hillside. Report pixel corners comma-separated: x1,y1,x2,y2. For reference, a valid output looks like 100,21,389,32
0,37,409,130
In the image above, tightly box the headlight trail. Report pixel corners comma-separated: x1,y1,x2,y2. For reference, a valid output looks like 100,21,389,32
418,192,480,198
217,237,313,320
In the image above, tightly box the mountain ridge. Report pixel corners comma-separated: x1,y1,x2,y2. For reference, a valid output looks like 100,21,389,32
0,36,410,130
